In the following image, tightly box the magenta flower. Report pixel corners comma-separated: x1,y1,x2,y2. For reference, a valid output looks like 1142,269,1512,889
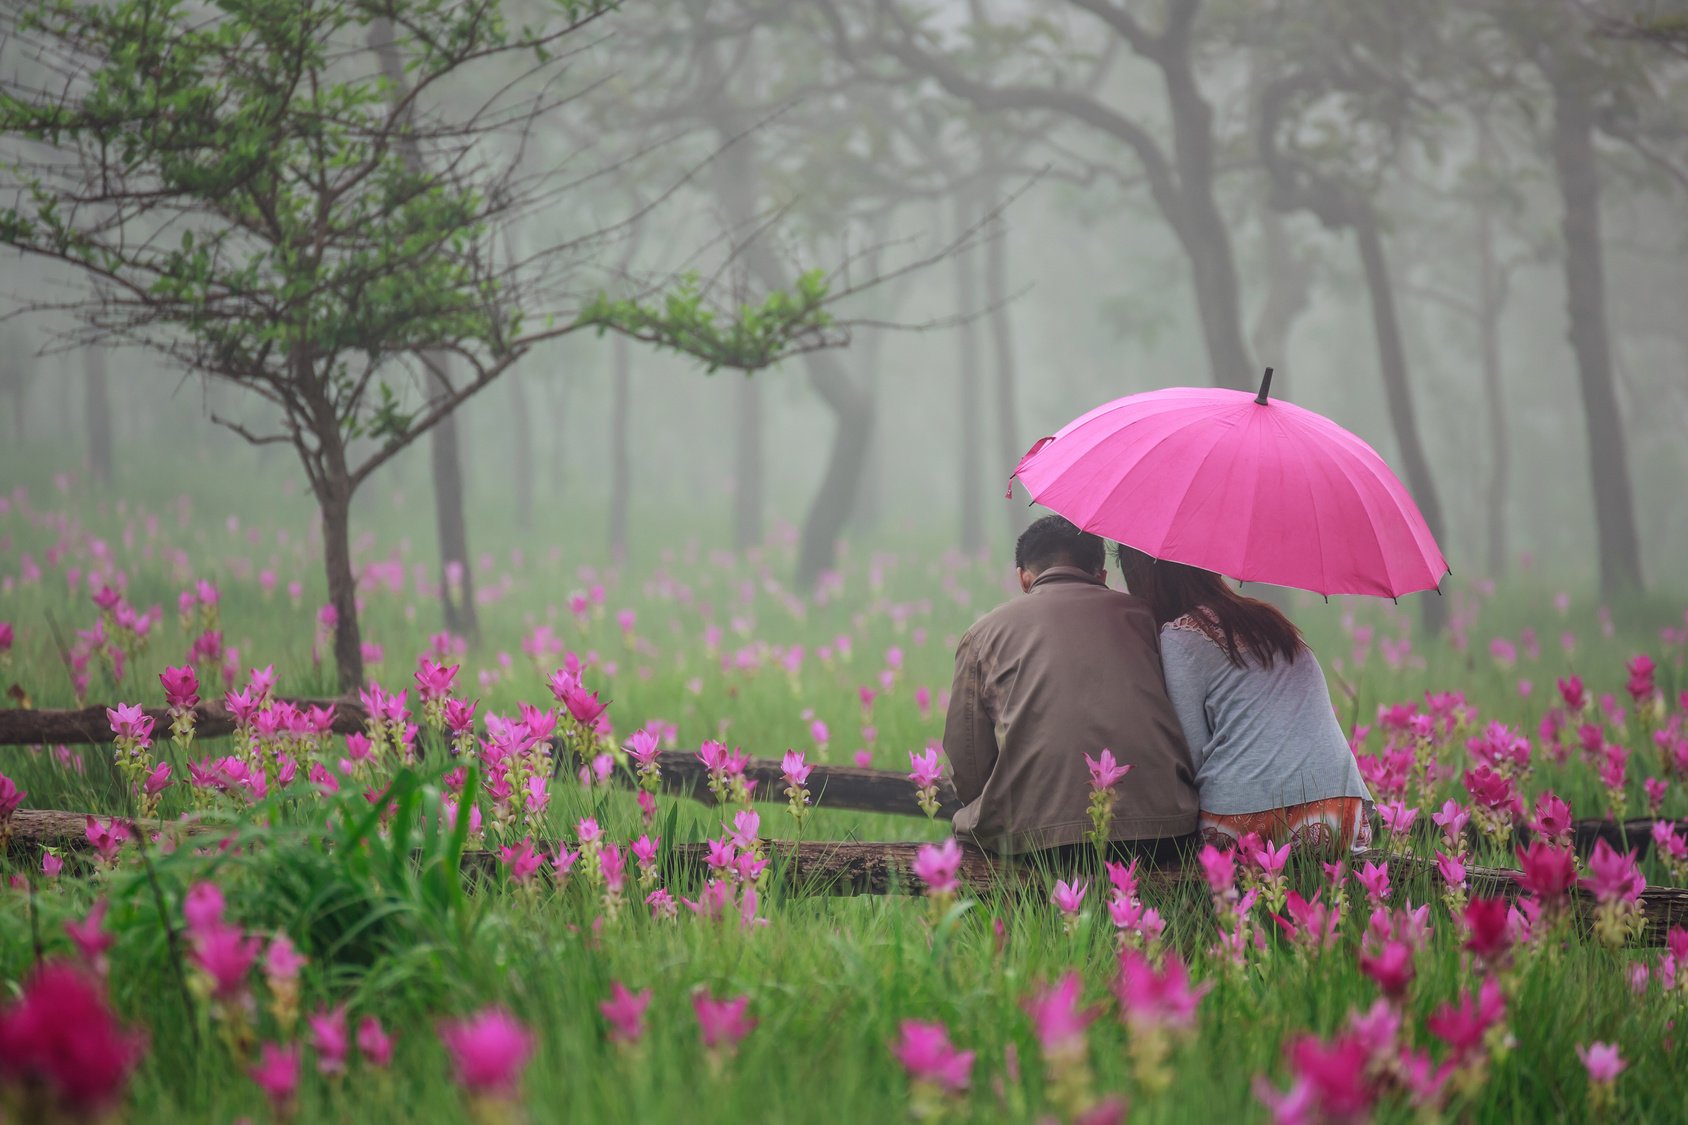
1516,841,1579,902
1282,1032,1377,1120
440,1007,534,1097
183,882,225,933
249,1042,301,1115
189,922,262,1000
1430,799,1470,846
414,658,458,703
0,771,24,821
105,703,154,745
1427,977,1506,1059
498,837,542,883
1530,791,1573,840
1358,938,1415,999
1197,845,1236,896
0,961,145,1114
357,1016,394,1068
600,844,627,894
599,982,651,1045
1355,861,1391,903
628,729,662,768
1577,1041,1626,1085
692,990,757,1052
1052,878,1087,917
781,749,812,788
84,816,129,865
1461,897,1512,961
0,621,11,651
908,748,944,789
912,838,963,896
1435,851,1467,888
1581,840,1645,905
1084,749,1131,791
1626,654,1656,703
159,665,200,711
1114,948,1209,1032
1024,972,1099,1058
1250,839,1291,878
64,899,115,972
891,1020,974,1092
308,1004,350,1074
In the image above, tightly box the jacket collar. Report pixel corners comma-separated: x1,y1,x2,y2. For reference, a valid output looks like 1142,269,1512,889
1029,566,1106,591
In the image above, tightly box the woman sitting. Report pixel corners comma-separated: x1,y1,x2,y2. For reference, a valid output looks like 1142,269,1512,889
1113,544,1372,852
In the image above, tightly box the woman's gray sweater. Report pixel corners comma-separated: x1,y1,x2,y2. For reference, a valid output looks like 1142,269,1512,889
1158,613,1371,815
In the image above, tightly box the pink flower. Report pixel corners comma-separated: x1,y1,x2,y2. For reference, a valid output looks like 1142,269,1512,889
499,837,542,883
439,1006,534,1097
444,698,477,735
183,882,225,932
1427,977,1506,1059
1084,749,1131,790
105,703,154,745
1284,1032,1376,1120
189,923,262,1000
0,772,24,820
249,1042,301,1114
1516,841,1579,901
692,990,756,1052
1355,861,1391,903
1358,939,1414,999
1430,800,1469,846
912,838,963,896
84,816,129,864
357,1016,394,1068
1435,851,1466,887
1197,844,1236,895
600,844,627,893
414,659,458,702
1626,654,1656,702
159,665,199,711
65,900,114,970
142,763,172,797
1114,948,1209,1032
908,747,945,789
1023,972,1099,1058
891,1020,974,1092
308,1005,350,1074
599,982,651,1045
265,933,307,982
1251,839,1291,878
1378,799,1418,836
853,749,874,769
1581,840,1645,904
627,729,662,768
1052,878,1087,916
1530,791,1573,839
1461,897,1512,960
1577,1041,1626,1085
0,961,144,1113
781,749,811,788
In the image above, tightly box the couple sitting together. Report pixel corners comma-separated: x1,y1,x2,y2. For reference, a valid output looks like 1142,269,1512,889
942,515,1371,863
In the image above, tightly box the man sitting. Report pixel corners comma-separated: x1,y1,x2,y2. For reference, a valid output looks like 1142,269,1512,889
942,515,1198,860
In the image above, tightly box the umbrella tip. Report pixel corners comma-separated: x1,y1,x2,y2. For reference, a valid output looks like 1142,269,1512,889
1254,367,1275,405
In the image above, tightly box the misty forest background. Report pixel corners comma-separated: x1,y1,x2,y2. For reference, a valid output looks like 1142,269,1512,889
1,0,1684,628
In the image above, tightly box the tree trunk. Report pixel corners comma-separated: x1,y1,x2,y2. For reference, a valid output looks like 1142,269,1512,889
1475,199,1510,578
732,375,762,552
509,369,534,534
795,352,875,590
84,347,112,483
318,481,364,692
424,355,477,640
1353,212,1448,633
1161,24,1254,393
609,332,632,561
954,193,984,554
983,194,1025,542
1550,80,1644,597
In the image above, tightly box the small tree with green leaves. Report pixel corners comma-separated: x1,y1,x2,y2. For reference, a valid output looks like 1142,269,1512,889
0,0,887,690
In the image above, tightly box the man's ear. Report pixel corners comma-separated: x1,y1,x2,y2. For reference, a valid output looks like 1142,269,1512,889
1096,568,1109,587
1017,567,1035,594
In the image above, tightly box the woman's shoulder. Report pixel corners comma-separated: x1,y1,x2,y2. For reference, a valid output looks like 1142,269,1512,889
1161,606,1222,639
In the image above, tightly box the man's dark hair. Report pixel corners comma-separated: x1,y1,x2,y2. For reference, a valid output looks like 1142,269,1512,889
1014,515,1105,574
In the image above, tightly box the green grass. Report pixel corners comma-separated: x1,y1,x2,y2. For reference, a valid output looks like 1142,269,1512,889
2,468,1688,1122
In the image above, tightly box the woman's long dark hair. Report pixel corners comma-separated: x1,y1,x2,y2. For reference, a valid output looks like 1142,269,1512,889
1113,544,1302,669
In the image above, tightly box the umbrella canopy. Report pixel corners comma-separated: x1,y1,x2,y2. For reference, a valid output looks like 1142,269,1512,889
1009,371,1448,598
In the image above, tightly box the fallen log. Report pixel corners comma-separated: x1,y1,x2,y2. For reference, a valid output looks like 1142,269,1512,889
0,702,965,817
10,807,1688,945
1,705,1673,845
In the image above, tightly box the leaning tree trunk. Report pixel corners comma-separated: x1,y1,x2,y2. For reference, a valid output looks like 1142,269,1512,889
983,190,1025,542
316,472,365,693
953,193,984,554
1353,211,1449,633
1550,80,1644,598
795,352,874,589
84,346,112,484
1475,198,1510,579
608,332,632,562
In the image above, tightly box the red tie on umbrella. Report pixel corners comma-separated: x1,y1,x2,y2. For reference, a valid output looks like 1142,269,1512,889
1009,369,1448,599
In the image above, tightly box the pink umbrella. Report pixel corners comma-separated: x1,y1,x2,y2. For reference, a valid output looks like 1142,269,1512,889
1009,370,1448,598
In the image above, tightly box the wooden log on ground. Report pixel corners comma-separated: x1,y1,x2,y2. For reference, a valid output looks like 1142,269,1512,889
0,705,1669,843
10,807,1688,944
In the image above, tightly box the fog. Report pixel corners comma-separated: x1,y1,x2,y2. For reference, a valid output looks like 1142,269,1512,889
1,0,1684,616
